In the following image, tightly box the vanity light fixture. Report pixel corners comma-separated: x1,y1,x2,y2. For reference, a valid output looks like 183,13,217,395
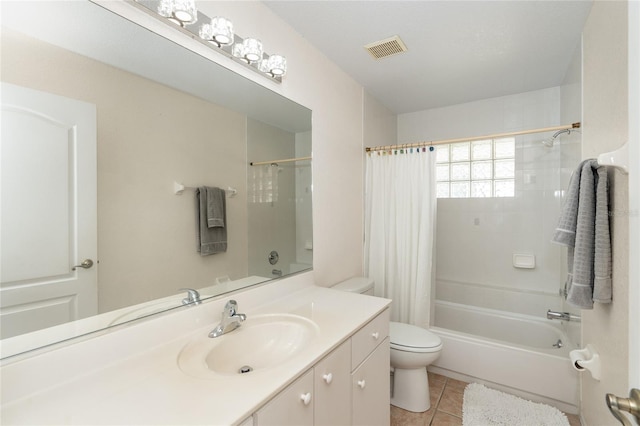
157,0,197,26
137,0,287,82
239,38,263,63
199,16,234,46
266,55,287,76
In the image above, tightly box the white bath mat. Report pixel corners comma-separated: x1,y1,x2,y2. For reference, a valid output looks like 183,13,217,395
462,383,569,426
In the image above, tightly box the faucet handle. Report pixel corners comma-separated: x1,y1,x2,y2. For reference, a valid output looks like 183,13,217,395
224,299,238,313
223,300,246,321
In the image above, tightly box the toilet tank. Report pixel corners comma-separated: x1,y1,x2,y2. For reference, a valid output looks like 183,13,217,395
331,277,374,295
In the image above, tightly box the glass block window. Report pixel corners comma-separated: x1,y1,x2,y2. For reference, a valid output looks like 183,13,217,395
435,138,515,198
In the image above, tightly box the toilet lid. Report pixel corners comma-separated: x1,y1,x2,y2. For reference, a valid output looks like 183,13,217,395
389,322,442,353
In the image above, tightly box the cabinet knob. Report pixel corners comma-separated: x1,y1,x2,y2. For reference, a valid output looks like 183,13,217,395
357,379,366,389
322,373,333,384
371,332,380,340
300,392,312,406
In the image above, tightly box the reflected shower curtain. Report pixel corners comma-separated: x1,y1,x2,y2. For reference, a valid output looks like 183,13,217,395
364,149,436,328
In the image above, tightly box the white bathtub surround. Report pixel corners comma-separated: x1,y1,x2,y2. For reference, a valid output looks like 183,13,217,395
431,301,578,413
435,279,564,320
364,151,437,327
0,273,391,425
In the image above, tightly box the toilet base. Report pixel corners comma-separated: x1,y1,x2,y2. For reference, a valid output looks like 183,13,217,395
390,367,430,412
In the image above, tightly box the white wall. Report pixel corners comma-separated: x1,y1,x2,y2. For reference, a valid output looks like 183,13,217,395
400,88,571,318
580,2,630,424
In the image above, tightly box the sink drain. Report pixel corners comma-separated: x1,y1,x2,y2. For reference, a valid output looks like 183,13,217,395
238,365,253,374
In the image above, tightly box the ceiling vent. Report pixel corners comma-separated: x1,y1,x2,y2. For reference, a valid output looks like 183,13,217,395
364,35,407,60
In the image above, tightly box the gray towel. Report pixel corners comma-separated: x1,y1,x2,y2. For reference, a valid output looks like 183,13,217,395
206,186,225,228
551,159,611,309
195,187,227,255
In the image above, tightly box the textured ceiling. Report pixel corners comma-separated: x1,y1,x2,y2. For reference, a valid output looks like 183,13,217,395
264,1,593,114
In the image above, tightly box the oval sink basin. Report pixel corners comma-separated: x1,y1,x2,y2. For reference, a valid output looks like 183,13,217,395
178,314,319,377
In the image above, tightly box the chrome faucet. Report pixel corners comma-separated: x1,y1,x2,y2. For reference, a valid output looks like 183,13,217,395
546,309,581,322
179,288,201,305
209,300,246,338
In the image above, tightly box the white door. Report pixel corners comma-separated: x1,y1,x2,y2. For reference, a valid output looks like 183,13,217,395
1,83,97,339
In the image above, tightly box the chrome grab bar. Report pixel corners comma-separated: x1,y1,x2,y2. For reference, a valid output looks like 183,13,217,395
606,389,640,426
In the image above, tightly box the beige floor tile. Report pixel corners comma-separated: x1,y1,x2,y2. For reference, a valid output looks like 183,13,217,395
565,412,581,426
430,410,462,426
443,378,468,394
428,371,447,387
428,374,446,408
392,375,582,426
436,384,465,418
390,405,431,426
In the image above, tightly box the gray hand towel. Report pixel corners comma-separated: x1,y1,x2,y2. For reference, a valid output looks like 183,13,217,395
593,166,612,303
206,186,225,228
195,187,227,255
551,159,611,309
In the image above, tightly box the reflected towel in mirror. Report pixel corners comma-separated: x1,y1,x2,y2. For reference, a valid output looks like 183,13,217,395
206,186,225,228
196,187,227,255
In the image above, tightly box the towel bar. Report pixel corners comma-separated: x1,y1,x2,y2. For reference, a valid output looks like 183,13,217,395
173,181,237,197
598,142,629,174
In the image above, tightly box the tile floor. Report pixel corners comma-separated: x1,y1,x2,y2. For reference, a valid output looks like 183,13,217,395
390,372,582,426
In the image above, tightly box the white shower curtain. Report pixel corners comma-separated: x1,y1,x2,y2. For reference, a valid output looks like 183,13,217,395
364,149,436,328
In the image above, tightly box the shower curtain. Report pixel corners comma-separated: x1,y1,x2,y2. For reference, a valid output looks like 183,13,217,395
364,149,436,328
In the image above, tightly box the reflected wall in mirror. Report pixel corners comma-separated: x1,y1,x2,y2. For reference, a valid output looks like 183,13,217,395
0,0,312,359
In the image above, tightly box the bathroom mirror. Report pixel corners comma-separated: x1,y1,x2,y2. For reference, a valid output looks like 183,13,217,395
0,0,312,358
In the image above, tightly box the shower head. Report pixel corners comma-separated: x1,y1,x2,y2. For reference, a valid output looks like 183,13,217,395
540,128,578,147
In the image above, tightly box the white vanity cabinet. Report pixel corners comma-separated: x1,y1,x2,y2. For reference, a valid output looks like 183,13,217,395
351,338,390,425
254,369,314,426
314,340,351,425
350,309,390,426
252,308,390,426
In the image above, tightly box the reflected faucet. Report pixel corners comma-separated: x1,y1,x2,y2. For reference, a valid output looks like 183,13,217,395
179,288,201,305
209,300,246,338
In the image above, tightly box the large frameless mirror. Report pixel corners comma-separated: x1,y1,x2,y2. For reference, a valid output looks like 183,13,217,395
0,0,312,359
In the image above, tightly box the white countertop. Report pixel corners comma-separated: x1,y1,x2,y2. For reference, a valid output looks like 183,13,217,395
0,275,391,425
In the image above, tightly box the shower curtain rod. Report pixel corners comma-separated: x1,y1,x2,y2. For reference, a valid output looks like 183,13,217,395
249,156,312,166
364,122,581,153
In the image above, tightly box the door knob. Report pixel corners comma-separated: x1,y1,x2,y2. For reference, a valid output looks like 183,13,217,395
72,259,94,271
606,389,640,425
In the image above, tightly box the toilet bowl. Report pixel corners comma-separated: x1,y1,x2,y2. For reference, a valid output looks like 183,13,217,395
331,277,443,413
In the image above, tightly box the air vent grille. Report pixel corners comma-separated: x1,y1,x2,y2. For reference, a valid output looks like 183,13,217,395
364,35,407,59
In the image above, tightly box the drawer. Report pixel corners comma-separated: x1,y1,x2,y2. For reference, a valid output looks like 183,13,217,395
351,309,389,370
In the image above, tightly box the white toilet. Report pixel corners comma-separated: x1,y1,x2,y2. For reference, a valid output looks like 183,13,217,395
331,277,443,413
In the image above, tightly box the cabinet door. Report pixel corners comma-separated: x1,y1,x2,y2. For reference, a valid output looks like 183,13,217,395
314,340,351,425
255,370,314,426
351,338,390,426
351,309,389,369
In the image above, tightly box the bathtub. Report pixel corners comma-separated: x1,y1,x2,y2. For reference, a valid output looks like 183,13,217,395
429,300,579,413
